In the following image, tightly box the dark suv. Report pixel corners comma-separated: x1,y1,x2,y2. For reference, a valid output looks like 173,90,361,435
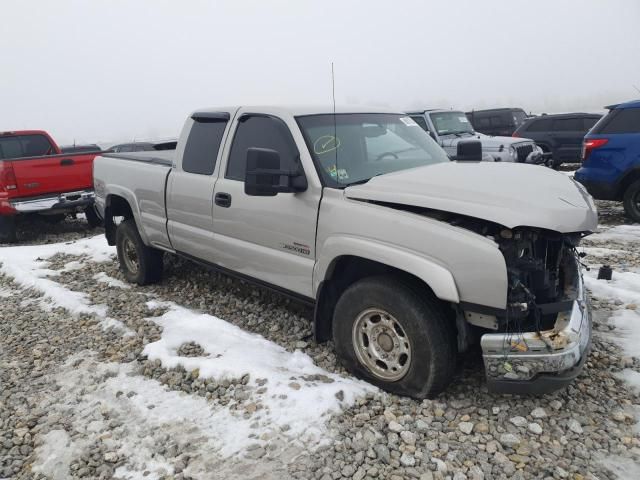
466,108,528,136
513,113,602,166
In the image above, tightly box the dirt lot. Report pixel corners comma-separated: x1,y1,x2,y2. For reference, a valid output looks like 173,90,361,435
1,200,639,480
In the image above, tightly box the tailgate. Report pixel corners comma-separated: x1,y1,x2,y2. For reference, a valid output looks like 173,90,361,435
11,153,96,198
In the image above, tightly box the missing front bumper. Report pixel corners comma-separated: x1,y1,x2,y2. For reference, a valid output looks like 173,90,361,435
481,275,591,394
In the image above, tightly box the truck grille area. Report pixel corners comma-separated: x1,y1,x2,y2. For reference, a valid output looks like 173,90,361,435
497,228,582,332
515,144,534,163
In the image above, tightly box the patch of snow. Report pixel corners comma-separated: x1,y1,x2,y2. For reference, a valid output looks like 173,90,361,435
0,236,127,332
0,287,14,298
32,430,86,480
585,270,640,307
617,370,640,394
588,224,640,243
40,355,305,479
93,272,130,289
62,260,85,272
581,246,628,257
600,455,640,480
144,301,376,453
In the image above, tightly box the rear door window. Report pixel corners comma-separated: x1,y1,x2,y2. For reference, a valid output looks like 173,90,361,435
552,118,583,131
182,119,228,175
594,108,640,134
525,118,552,132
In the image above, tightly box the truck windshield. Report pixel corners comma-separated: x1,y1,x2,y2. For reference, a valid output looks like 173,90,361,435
429,111,475,136
296,113,449,187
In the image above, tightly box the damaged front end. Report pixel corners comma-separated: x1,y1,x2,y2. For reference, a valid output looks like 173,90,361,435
479,228,591,394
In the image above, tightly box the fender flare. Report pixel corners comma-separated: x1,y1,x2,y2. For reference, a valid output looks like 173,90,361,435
105,187,148,245
314,236,460,304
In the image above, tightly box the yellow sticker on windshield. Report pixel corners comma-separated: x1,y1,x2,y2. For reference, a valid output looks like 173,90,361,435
314,135,341,155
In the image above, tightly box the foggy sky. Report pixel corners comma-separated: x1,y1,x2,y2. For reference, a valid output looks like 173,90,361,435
2,0,639,145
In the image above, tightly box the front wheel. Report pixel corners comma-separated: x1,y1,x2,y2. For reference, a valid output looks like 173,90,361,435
332,275,457,398
115,219,163,285
623,179,640,222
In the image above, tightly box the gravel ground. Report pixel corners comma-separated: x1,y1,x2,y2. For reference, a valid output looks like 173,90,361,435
1,200,639,480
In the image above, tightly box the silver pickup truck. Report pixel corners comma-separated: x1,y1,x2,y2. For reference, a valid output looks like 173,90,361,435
93,106,597,398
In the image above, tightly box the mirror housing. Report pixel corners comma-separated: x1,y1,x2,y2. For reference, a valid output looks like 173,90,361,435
451,140,483,162
244,147,307,196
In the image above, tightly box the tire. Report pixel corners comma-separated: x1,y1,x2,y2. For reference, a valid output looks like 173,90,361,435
332,275,457,398
623,179,640,222
0,216,17,243
115,218,163,285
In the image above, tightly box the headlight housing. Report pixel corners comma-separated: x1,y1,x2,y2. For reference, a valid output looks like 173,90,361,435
509,146,517,161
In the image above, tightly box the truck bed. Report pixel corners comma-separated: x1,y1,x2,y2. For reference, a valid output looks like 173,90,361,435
93,152,173,249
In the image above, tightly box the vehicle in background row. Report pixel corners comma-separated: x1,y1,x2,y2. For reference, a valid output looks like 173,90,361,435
575,100,640,221
0,130,101,242
513,113,602,167
94,105,596,397
407,109,544,163
466,107,529,136
60,144,102,154
108,140,177,153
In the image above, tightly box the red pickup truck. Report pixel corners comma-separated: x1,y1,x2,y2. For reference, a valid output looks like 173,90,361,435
0,130,101,242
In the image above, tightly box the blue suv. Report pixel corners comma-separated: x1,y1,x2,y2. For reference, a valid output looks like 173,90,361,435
575,100,640,221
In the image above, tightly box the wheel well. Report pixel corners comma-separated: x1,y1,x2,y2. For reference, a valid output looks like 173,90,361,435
104,195,134,245
618,169,640,200
313,255,456,342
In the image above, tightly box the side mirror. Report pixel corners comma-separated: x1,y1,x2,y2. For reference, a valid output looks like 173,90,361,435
244,147,307,196
451,140,483,162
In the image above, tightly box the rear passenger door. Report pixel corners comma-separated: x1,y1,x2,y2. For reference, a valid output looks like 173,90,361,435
166,112,232,263
211,111,321,298
551,117,584,162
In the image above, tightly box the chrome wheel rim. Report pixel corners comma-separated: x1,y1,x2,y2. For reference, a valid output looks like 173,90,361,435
122,237,139,274
352,308,412,381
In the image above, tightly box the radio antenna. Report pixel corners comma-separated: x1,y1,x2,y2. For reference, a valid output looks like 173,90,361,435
331,62,339,184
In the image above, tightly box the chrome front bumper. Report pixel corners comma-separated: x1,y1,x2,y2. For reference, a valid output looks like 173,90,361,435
11,190,95,213
481,274,591,394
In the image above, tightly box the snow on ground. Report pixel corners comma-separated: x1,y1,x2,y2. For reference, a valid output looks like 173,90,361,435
93,271,131,289
144,301,375,453
5,236,375,478
587,224,640,244
0,235,114,318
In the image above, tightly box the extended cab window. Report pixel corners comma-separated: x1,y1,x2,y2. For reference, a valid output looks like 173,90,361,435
409,116,429,132
226,115,298,181
182,119,227,175
0,134,53,159
594,108,640,134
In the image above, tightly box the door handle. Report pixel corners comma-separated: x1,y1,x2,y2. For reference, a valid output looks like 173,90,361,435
60,158,75,166
215,192,232,208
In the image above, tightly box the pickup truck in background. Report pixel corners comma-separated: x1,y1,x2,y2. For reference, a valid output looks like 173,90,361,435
0,130,101,242
406,109,546,164
94,106,597,397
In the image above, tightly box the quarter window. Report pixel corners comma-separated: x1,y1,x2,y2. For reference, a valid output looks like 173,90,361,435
182,119,228,175
226,115,298,181
525,118,552,132
595,108,640,134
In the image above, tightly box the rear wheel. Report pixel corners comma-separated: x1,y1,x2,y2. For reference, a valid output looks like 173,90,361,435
332,275,457,398
623,179,640,222
115,219,163,285
0,216,17,243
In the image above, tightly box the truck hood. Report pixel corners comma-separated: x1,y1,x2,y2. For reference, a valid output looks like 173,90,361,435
344,162,598,233
440,133,534,150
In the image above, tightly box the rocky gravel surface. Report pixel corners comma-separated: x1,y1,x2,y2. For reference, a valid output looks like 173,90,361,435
1,200,639,480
